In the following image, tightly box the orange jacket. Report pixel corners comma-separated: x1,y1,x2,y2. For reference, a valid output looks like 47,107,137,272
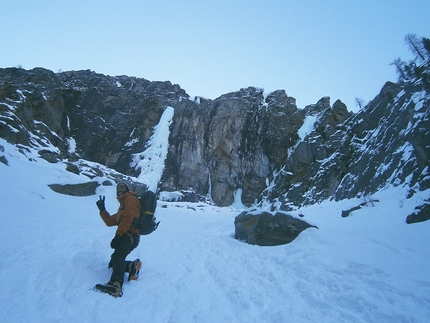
99,191,140,236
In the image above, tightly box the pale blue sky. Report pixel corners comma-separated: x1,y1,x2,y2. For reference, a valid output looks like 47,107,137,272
1,0,429,111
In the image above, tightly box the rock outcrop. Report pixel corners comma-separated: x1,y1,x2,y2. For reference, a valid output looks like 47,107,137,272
164,87,302,206
258,79,429,210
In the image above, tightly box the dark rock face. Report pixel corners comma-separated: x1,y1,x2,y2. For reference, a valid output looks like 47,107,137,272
234,211,318,246
0,68,68,153
259,79,430,210
164,88,302,206
59,70,174,174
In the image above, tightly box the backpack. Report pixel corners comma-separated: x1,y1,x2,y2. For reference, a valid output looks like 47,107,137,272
133,190,160,235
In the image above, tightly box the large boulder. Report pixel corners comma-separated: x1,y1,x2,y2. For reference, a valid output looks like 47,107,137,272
234,211,317,246
406,201,430,224
48,182,100,196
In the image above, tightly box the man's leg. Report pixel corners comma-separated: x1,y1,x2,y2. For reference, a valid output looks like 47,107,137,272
109,235,132,285
124,233,140,272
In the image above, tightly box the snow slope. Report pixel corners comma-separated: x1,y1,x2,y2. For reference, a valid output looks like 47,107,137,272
0,139,429,323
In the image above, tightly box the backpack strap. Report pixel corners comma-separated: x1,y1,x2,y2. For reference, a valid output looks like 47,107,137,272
125,194,140,236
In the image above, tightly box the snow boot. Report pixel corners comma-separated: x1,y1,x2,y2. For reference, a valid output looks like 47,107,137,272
94,281,123,298
127,258,142,281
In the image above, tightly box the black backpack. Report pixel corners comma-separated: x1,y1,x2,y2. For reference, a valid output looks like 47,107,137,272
133,190,160,235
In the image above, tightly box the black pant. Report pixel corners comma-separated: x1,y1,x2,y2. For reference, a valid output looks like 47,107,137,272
109,234,139,284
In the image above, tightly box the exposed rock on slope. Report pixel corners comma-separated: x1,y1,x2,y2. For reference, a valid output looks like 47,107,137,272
258,79,429,210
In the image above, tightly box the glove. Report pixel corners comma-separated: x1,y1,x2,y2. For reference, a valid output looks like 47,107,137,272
110,235,122,249
96,195,105,211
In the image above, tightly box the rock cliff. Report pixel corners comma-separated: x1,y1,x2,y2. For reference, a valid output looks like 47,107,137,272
0,65,428,210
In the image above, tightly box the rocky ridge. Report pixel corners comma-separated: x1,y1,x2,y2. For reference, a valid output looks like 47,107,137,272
0,66,428,216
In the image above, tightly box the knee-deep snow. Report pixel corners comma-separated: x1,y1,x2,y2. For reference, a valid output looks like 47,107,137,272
0,141,429,323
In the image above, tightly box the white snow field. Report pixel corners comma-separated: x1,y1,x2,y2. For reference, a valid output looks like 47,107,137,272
0,139,429,323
